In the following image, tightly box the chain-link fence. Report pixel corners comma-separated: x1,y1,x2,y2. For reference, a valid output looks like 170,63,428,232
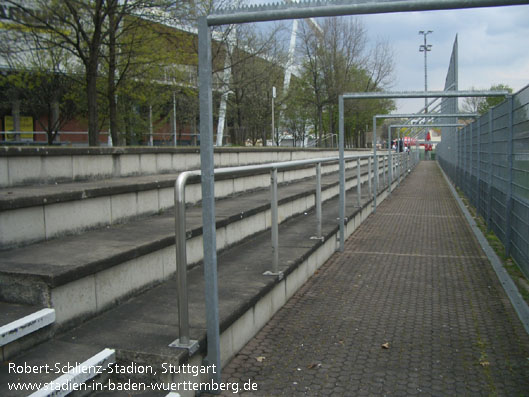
437,84,529,277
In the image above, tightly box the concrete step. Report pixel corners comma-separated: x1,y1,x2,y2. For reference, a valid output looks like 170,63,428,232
0,158,351,250
0,146,354,188
0,161,377,328
0,165,410,397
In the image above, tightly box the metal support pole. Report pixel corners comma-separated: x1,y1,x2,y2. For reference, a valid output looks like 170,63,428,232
357,157,362,206
338,96,345,252
383,155,386,187
197,16,221,384
316,163,322,239
271,93,275,145
372,116,377,211
506,96,514,256
368,156,372,198
149,105,153,147
270,168,279,272
170,174,199,353
397,129,401,187
388,127,393,193
463,126,466,189
173,91,177,146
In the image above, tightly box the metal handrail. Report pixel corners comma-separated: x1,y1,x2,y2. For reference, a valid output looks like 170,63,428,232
170,152,392,350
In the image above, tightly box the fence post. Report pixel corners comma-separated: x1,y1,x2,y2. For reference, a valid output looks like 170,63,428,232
506,95,514,256
487,111,493,231
458,127,461,188
464,126,467,193
469,123,473,203
476,120,481,213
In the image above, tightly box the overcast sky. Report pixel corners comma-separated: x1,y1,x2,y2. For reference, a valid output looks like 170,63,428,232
264,3,529,114
354,4,529,113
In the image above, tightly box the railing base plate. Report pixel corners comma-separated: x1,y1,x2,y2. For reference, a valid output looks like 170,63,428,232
263,271,284,280
169,338,200,355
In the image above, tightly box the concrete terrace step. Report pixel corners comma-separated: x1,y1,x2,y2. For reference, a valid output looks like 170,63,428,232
0,146,356,188
0,161,379,330
0,159,352,249
0,171,397,397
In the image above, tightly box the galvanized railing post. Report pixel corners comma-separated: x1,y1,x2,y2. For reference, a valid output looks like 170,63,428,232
357,157,362,206
338,95,345,252
270,168,279,274
315,162,322,239
375,154,379,193
383,155,386,187
397,153,401,187
389,147,393,193
170,172,199,353
368,155,372,198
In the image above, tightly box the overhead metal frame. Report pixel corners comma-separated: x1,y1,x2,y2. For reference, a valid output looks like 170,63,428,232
338,90,508,250
207,0,529,25
196,0,527,384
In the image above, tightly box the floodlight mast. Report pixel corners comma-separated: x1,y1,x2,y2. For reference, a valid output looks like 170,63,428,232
419,30,433,112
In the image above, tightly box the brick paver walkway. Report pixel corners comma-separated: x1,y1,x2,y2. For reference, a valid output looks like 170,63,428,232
212,162,529,396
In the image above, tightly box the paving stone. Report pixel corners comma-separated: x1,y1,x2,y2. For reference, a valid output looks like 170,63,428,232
204,162,529,396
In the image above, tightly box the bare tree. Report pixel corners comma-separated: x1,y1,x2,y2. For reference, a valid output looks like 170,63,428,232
3,0,109,145
461,86,485,114
294,16,395,148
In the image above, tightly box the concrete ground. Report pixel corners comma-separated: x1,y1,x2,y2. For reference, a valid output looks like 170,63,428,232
208,162,529,396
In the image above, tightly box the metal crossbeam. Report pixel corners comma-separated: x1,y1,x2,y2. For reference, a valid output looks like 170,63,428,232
343,90,509,99
391,123,465,128
208,0,529,26
375,113,478,119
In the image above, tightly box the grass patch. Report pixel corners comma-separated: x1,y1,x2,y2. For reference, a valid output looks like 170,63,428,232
455,187,529,306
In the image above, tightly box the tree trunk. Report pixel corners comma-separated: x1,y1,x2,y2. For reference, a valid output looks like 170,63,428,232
87,70,99,146
108,3,119,145
317,106,323,147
